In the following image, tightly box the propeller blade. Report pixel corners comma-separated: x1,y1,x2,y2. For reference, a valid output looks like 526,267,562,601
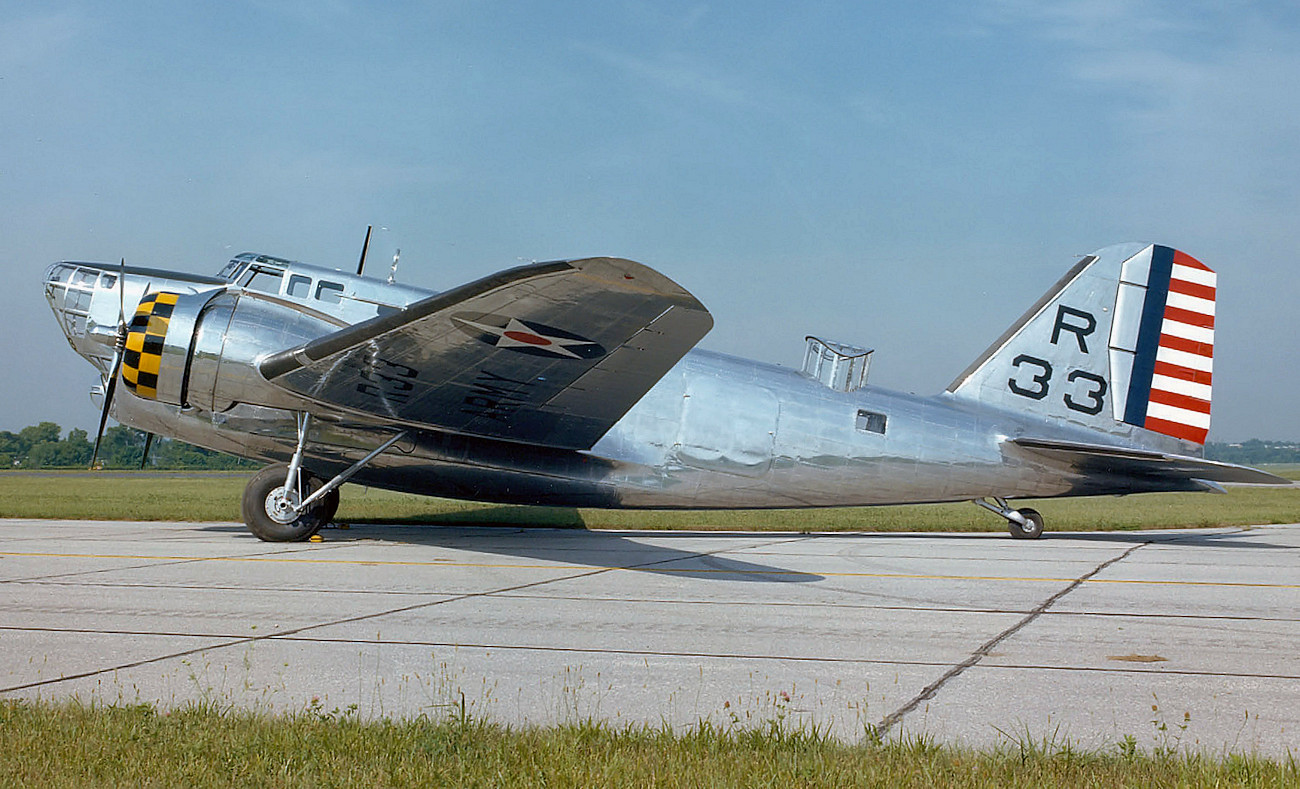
139,432,155,469
91,258,129,470
89,344,124,469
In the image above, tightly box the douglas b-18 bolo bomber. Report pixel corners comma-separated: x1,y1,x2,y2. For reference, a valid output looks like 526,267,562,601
44,240,1287,541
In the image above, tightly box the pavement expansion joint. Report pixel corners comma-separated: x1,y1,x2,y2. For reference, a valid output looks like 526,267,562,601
1,531,817,696
6,521,1300,754
872,538,1154,737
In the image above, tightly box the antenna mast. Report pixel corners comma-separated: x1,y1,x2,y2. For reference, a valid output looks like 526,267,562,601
356,225,373,276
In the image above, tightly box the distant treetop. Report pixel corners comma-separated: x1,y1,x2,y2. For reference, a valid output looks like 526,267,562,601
0,423,255,470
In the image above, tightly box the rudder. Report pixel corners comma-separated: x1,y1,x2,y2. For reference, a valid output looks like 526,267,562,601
1112,245,1215,444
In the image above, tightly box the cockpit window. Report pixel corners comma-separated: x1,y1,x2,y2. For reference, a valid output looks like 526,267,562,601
241,267,285,294
218,259,250,283
73,269,98,287
315,281,344,304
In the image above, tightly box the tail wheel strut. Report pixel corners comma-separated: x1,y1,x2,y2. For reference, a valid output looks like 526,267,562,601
974,497,1045,540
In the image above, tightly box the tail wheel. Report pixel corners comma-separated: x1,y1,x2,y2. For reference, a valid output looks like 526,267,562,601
241,463,330,542
1008,507,1044,540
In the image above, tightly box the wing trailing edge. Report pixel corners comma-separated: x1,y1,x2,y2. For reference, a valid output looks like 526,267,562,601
1010,437,1291,486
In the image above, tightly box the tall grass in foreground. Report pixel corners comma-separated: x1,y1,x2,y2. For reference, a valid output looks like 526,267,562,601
1,700,1294,788
0,470,1295,532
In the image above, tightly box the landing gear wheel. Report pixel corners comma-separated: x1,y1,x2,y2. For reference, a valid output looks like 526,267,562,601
241,463,329,542
1008,507,1044,540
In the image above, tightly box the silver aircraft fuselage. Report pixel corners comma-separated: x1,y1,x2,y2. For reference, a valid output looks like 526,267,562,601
45,249,1240,514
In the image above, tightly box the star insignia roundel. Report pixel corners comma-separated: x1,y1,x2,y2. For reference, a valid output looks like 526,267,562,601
451,312,606,359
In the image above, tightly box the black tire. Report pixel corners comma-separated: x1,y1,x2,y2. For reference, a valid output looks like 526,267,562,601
1008,507,1044,540
315,486,341,527
241,463,329,542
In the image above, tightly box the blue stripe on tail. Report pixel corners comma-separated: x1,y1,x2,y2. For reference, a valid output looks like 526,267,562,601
1123,245,1174,427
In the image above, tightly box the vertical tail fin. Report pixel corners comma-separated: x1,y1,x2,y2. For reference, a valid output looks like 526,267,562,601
946,243,1214,449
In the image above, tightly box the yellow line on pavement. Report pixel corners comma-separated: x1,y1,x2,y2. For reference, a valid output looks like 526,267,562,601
3,550,1299,589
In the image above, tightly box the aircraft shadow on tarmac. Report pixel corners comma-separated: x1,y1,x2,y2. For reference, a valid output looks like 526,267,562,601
756,527,1297,550
1042,528,1297,549
761,526,1294,550
203,508,825,584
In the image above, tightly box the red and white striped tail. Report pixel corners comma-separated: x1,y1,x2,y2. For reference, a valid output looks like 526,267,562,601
1122,247,1215,444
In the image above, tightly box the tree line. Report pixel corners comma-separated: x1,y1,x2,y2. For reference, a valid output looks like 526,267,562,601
3,421,1298,471
0,423,256,470
1205,439,1300,466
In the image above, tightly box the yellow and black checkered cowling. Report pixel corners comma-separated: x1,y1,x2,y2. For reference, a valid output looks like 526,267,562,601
121,291,179,400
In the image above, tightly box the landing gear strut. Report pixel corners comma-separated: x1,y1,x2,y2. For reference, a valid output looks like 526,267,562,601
240,413,407,542
974,497,1045,540
241,462,334,542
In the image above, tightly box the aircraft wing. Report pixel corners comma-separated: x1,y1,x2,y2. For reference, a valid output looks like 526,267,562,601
1010,437,1291,486
260,257,712,449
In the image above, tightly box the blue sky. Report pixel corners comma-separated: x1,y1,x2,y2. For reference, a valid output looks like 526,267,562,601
3,1,1298,440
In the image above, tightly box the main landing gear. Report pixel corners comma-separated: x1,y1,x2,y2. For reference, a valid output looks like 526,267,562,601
241,463,339,541
240,413,407,542
973,497,1045,540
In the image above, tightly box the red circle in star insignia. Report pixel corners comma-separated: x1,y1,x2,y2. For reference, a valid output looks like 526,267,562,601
503,330,552,346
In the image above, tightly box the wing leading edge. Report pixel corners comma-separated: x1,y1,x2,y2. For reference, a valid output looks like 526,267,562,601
260,257,713,450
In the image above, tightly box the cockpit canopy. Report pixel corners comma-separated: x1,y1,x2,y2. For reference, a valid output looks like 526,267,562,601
216,252,430,324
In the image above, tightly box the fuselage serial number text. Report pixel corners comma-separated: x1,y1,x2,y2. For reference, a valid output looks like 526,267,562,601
1006,305,1108,416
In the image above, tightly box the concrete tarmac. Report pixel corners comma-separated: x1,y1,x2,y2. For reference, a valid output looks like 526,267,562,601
2,518,1298,756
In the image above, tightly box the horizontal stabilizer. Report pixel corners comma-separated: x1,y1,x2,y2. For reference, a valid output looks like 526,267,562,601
1010,437,1291,486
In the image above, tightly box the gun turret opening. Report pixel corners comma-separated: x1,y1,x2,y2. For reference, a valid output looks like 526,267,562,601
802,336,873,393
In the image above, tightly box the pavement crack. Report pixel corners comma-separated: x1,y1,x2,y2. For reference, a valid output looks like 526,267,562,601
873,538,1151,738
0,533,805,695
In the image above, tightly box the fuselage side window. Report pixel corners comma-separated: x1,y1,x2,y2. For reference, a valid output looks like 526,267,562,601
856,409,887,435
315,281,344,304
286,274,312,298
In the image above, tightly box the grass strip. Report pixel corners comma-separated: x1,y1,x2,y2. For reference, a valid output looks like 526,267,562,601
0,470,1295,532
1,699,1295,788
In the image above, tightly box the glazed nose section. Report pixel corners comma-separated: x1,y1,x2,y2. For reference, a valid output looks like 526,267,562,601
45,262,91,339
43,262,123,361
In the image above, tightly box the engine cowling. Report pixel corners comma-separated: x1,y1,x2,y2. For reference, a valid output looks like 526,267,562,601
121,290,216,406
120,287,344,413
